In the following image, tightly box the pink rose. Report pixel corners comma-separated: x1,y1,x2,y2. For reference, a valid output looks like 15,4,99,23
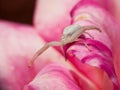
0,0,120,90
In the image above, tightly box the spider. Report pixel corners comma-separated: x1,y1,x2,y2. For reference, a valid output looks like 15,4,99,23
28,24,101,67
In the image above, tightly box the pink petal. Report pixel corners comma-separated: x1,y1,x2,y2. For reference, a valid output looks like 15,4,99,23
65,3,120,88
33,0,120,87
33,0,114,42
108,0,120,22
24,63,82,90
24,62,114,90
33,0,80,42
0,21,65,90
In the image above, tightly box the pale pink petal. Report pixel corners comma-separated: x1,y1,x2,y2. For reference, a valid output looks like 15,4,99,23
24,63,82,90
109,0,120,22
33,0,80,42
33,0,114,42
0,21,65,90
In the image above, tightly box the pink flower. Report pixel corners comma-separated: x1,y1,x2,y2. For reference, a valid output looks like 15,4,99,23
0,0,120,90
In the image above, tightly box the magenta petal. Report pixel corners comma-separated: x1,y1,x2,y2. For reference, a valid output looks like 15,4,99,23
63,3,120,89
24,63,81,90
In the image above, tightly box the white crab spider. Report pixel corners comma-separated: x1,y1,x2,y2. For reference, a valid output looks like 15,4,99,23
28,24,101,67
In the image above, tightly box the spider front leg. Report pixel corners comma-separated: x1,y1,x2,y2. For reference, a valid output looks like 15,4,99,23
75,38,92,51
84,32,94,39
83,41,91,51
28,41,62,67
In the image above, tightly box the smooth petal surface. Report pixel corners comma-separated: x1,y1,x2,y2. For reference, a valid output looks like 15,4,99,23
24,63,81,90
110,0,120,22
0,21,66,90
0,21,37,90
34,0,80,42
68,59,113,90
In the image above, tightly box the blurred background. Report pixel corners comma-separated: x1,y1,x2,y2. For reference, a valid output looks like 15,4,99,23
0,0,36,25
0,0,120,25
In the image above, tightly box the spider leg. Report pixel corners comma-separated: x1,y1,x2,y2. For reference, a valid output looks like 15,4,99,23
83,42,91,51
60,46,67,61
28,41,62,67
84,32,94,39
75,38,91,51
